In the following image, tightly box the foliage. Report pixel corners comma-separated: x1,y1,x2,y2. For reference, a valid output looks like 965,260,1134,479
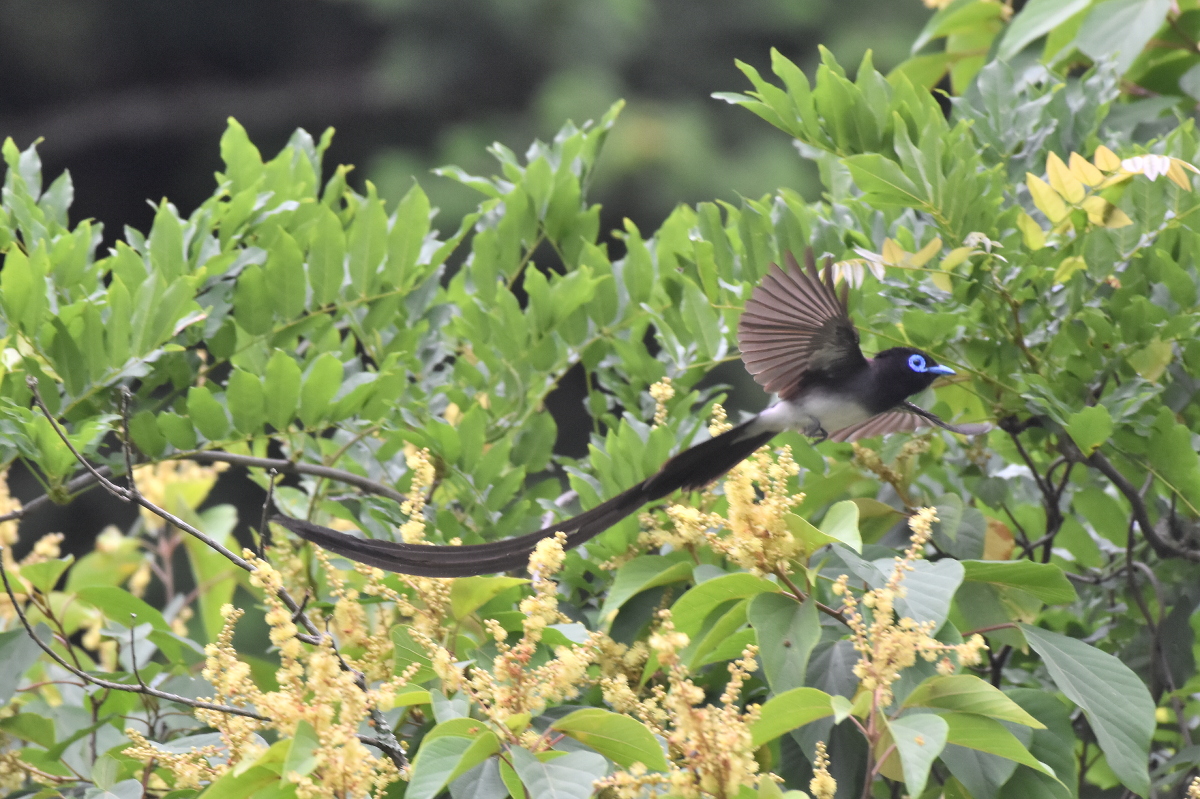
2,2,1200,798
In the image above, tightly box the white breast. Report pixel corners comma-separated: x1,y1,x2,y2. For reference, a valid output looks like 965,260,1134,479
751,390,873,436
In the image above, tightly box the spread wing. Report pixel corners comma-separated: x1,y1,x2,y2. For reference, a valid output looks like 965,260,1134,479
828,402,993,443
738,250,866,400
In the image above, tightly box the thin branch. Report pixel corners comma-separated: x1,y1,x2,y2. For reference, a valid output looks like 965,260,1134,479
775,567,849,627
1087,449,1200,562
182,450,407,504
0,548,266,721
26,377,324,644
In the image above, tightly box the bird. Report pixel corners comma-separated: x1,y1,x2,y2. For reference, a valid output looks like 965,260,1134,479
272,250,989,577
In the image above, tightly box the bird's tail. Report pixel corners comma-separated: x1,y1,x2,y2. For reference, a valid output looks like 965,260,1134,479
272,419,774,578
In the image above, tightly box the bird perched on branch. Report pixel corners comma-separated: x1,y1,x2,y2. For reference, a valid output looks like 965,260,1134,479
273,250,988,577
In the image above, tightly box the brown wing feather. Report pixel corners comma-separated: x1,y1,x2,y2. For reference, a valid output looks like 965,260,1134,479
827,410,927,443
738,250,866,399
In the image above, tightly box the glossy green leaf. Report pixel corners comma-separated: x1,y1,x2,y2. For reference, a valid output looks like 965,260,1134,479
749,687,834,746
263,350,302,431
298,353,343,428
226,369,266,434
670,572,778,637
450,576,528,620
904,675,1044,727
1065,404,1112,455
960,560,1077,605
887,713,948,797
552,708,669,771
187,385,231,441
1021,624,1153,795
508,747,607,799
747,593,821,693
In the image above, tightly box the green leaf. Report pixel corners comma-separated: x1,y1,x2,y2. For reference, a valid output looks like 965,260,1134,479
233,264,274,336
450,576,528,620
148,201,186,282
1020,624,1153,795
845,154,926,209
226,369,266,435
508,747,608,799
20,556,73,595
408,734,475,799
887,713,948,797
282,719,319,778
187,385,231,441
679,277,722,360
747,593,821,693
942,712,1058,777
347,186,388,294
1065,405,1112,455
387,183,432,288
220,118,264,193
598,555,693,628
749,687,834,746
263,350,302,431
0,712,55,748
552,708,669,771
898,559,963,630
960,560,1077,605
1075,0,1171,75
446,730,501,784
820,500,863,551
1148,408,1200,512
0,626,48,704
670,572,778,637
157,412,197,451
391,625,436,683
263,229,306,319
996,0,1092,62
308,205,347,306
75,586,170,632
904,675,1045,727
298,353,343,428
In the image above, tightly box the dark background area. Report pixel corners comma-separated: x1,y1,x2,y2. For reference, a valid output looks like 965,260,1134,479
1,0,929,555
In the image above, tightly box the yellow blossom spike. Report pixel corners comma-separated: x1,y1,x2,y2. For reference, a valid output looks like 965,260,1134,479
1093,145,1121,172
1046,152,1086,203
1015,210,1046,250
1026,173,1069,223
1069,152,1105,186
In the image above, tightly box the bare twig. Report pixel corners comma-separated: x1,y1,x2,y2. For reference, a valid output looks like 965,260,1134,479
26,377,324,643
0,549,267,720
1087,448,1200,562
183,450,407,504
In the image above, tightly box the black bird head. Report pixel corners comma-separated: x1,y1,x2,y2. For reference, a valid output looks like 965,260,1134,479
867,347,955,408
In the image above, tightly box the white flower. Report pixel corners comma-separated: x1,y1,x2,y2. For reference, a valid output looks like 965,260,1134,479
1121,155,1173,181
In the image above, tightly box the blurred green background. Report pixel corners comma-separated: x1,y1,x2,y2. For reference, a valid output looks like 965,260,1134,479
0,0,930,244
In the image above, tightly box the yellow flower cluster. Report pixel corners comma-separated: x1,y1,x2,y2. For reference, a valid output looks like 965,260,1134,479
428,533,606,732
124,728,223,790
0,471,20,547
1188,775,1200,799
126,553,405,798
398,446,436,544
650,377,675,428
651,444,802,576
809,740,836,799
852,438,930,508
599,612,763,799
832,508,986,707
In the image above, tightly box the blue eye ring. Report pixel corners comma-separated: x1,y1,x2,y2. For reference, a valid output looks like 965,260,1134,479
908,353,927,372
